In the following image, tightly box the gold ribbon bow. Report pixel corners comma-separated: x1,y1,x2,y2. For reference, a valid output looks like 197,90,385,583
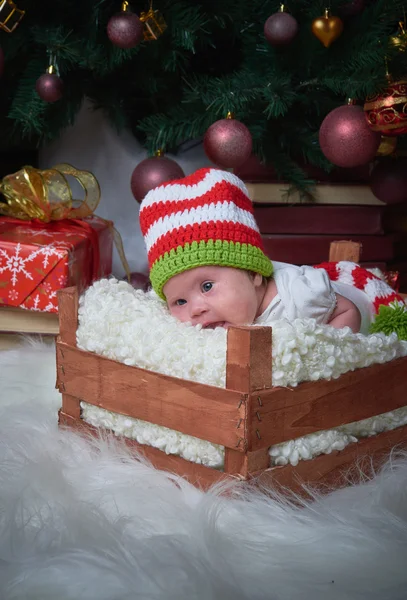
0,163,131,280
0,163,100,222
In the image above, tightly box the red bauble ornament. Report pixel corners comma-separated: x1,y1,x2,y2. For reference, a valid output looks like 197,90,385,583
264,8,298,46
35,70,64,103
107,7,144,49
204,114,252,169
364,80,407,136
370,159,407,204
319,104,381,168
130,154,185,202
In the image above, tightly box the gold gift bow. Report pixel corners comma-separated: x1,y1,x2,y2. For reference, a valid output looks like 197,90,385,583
0,163,131,280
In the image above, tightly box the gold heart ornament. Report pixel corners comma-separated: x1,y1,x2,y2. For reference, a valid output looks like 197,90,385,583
312,9,343,48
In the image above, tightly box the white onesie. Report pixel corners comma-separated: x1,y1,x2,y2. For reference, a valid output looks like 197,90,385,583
254,261,375,335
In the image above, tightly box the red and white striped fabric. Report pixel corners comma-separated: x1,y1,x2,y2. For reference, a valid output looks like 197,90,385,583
139,167,273,298
314,261,405,313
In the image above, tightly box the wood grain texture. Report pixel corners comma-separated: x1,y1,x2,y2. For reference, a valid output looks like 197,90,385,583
61,394,81,418
57,287,78,347
250,356,407,450
224,447,270,477
226,326,272,393
58,411,228,488
329,240,362,262
56,341,247,450
255,426,407,495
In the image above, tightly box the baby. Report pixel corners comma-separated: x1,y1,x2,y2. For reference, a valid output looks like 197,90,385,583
139,167,401,335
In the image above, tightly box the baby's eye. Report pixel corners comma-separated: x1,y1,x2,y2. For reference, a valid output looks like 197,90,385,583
175,299,187,306
201,281,213,293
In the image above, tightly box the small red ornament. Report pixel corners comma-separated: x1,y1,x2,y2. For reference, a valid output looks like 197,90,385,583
319,103,381,168
107,1,144,49
370,159,407,204
204,113,252,169
264,5,298,46
35,67,64,103
364,80,407,136
130,152,185,203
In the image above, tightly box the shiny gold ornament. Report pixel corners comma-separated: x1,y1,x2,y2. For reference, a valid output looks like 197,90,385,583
0,0,24,33
390,21,407,52
139,1,167,41
311,8,343,48
376,136,397,156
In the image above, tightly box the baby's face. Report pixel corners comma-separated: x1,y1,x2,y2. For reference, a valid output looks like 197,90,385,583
163,265,263,329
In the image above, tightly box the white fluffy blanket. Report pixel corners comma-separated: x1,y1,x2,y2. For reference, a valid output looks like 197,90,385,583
2,339,407,599
76,279,407,468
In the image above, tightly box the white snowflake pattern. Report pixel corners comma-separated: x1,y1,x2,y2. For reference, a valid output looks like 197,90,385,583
8,289,19,301
43,300,58,312
0,243,67,287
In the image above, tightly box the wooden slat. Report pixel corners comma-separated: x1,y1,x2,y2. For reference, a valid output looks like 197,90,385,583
59,412,228,488
226,326,272,393
255,426,407,495
56,341,246,450
57,287,78,347
250,356,407,450
224,448,270,478
62,394,81,418
329,240,361,262
224,326,272,463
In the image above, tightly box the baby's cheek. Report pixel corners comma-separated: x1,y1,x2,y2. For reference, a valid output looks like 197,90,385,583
168,303,189,322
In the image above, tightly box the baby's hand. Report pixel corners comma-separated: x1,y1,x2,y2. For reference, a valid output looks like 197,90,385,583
327,293,361,333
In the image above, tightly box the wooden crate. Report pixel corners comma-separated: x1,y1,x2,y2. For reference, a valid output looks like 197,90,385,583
56,242,407,493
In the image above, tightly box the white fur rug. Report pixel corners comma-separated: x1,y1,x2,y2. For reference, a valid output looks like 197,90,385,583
1,339,407,599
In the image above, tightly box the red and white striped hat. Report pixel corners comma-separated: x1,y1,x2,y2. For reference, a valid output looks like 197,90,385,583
139,167,273,298
315,261,405,314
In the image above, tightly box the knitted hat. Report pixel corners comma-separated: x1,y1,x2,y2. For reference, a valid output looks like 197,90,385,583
139,167,273,298
315,261,407,339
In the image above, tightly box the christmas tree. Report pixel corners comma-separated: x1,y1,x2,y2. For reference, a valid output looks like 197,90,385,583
1,0,407,193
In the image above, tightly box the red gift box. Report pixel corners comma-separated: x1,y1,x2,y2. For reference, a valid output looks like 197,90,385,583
0,215,113,312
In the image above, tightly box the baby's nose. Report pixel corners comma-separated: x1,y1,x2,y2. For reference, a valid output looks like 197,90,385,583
190,299,208,318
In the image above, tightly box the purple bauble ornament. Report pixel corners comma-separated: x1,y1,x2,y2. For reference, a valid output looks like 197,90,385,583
107,11,144,49
319,104,381,168
370,159,407,204
264,10,298,46
35,72,64,103
204,117,253,169
131,155,185,203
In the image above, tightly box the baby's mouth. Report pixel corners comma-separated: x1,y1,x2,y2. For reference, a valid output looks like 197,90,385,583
203,321,226,329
